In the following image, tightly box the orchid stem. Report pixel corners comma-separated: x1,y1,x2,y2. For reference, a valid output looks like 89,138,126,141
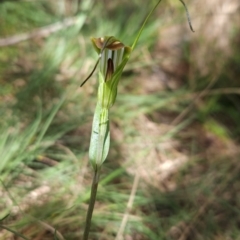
83,168,101,240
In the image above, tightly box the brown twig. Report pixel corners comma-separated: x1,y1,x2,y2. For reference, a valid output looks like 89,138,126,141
116,173,140,240
0,17,79,47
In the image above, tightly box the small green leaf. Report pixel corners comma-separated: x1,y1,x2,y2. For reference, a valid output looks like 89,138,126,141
89,104,110,170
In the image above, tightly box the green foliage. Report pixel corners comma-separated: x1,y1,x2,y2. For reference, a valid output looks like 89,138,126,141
0,0,240,239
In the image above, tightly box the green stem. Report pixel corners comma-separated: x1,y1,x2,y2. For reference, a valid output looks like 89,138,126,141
83,168,100,240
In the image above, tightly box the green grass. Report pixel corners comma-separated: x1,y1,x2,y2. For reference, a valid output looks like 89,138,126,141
0,0,240,239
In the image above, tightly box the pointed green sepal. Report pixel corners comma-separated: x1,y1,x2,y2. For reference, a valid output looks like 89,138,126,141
96,40,131,109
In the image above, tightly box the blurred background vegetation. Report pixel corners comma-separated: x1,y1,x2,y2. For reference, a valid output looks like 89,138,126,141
0,0,240,239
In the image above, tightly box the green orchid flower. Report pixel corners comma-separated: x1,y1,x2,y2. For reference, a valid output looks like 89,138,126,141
80,36,131,170
81,36,131,109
